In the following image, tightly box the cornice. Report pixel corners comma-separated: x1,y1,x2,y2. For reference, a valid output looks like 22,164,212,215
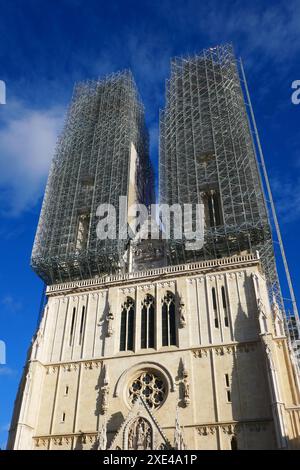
46,252,261,296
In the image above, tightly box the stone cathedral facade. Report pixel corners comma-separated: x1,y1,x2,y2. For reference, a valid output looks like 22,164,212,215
7,46,300,450
8,253,300,450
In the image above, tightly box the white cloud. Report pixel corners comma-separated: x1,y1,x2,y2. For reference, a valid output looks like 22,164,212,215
163,0,300,70
0,423,9,433
0,103,63,216
0,366,17,376
271,175,300,224
1,295,22,314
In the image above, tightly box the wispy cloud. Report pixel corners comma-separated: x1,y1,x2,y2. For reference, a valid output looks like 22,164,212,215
162,0,300,72
0,366,17,376
271,174,300,224
1,295,22,314
0,423,10,433
0,102,63,217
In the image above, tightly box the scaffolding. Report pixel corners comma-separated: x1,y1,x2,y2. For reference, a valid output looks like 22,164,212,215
31,71,153,284
159,44,299,341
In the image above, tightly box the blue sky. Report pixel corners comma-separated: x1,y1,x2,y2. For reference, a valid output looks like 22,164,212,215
0,0,299,448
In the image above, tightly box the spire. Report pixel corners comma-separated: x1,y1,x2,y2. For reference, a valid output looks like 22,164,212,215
97,417,107,450
174,406,186,450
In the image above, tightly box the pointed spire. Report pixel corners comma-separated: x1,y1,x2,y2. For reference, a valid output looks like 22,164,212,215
174,406,186,450
97,417,107,450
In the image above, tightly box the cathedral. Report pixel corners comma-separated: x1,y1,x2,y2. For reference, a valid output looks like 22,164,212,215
7,44,300,450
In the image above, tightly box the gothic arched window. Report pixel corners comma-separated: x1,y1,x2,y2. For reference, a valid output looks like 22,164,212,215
212,287,219,328
162,292,177,346
141,294,155,349
120,297,135,352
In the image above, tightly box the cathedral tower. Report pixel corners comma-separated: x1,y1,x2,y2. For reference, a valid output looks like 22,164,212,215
7,48,300,451
31,71,153,284
159,44,280,312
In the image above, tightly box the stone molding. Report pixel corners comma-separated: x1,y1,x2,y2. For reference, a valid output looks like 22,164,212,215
197,420,271,436
192,341,259,358
46,253,260,296
33,419,272,448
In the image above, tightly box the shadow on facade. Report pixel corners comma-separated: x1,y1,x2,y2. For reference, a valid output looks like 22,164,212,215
176,357,186,408
229,274,272,450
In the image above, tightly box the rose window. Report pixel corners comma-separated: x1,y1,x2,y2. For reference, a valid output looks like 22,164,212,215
128,372,166,409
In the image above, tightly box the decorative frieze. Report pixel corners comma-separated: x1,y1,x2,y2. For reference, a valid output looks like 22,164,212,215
197,420,270,436
62,363,78,372
221,424,241,435
138,283,155,291
192,342,258,358
45,365,59,375
34,437,50,448
197,426,216,436
247,422,268,432
45,360,102,374
46,253,260,296
157,281,175,288
120,287,135,295
34,434,99,449
193,349,209,358
83,361,101,370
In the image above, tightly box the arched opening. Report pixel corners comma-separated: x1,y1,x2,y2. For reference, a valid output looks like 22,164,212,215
119,297,135,351
141,294,155,349
128,417,153,450
162,291,176,346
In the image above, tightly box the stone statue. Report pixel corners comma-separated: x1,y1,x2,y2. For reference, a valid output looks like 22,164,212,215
182,362,190,406
101,366,110,413
128,418,152,450
257,298,268,334
106,307,114,337
179,300,187,328
128,428,134,450
97,420,107,450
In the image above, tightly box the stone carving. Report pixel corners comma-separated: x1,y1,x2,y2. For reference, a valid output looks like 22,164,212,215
106,306,114,337
101,365,110,414
178,299,187,328
221,424,240,435
174,406,186,450
193,343,257,359
62,363,78,372
193,348,208,358
128,371,166,409
248,422,268,432
264,343,276,371
128,417,153,450
97,419,107,450
197,426,216,436
257,298,268,334
84,360,101,370
271,298,284,337
179,360,190,407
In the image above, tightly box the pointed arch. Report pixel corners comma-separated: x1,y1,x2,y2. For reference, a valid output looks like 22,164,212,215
120,297,135,352
162,291,177,346
141,294,155,349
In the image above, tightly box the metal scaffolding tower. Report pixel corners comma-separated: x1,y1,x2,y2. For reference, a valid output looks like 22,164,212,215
32,71,153,284
159,44,299,335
